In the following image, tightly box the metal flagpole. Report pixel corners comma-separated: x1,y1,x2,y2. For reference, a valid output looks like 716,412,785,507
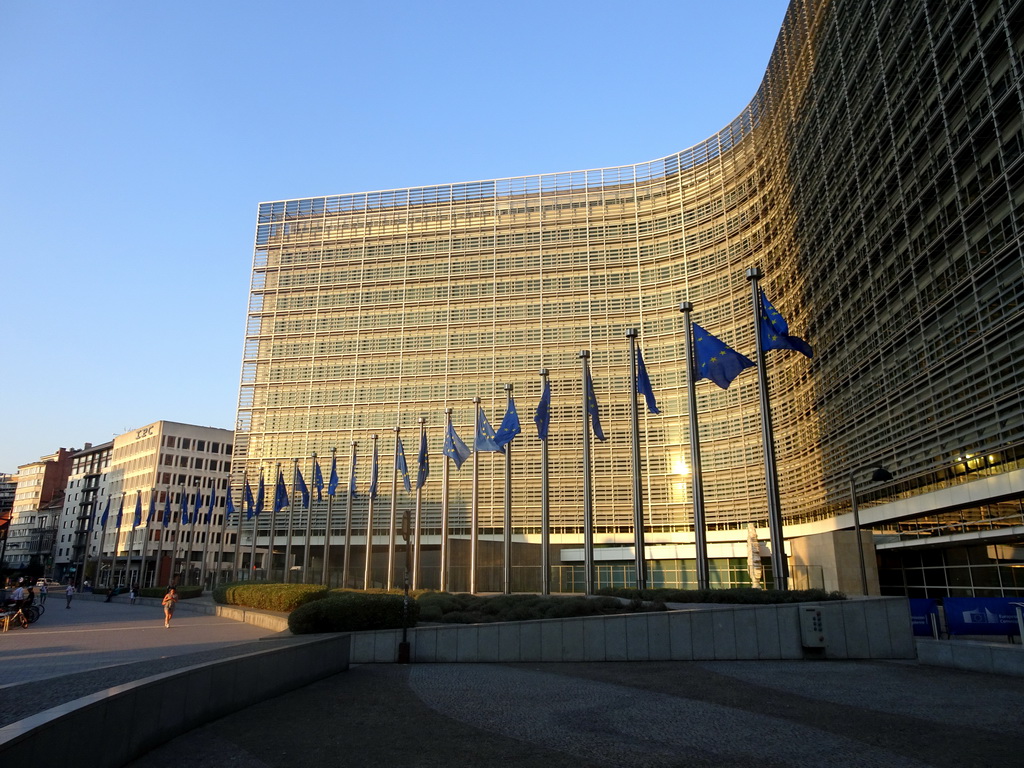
440,409,452,593
746,267,788,590
580,351,595,595
626,329,648,590
138,491,151,589
233,477,244,580
413,418,425,590
125,492,138,591
250,469,263,579
471,397,481,595
323,447,338,586
200,484,214,589
187,484,201,586
96,497,110,589
388,427,400,591
502,384,513,595
268,464,281,582
364,435,378,589
302,455,315,583
171,487,185,586
284,459,298,583
341,443,355,588
117,492,127,588
539,369,551,595
680,302,711,590
214,484,231,588
155,491,166,587
78,498,98,590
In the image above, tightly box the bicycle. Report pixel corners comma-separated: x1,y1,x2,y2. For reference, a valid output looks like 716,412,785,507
1,604,30,630
26,603,44,623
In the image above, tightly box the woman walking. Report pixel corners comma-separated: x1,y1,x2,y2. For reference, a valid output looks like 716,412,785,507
162,586,178,628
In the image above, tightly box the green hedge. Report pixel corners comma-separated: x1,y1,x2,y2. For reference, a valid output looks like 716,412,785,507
289,592,419,634
213,581,330,612
595,587,846,604
416,592,664,623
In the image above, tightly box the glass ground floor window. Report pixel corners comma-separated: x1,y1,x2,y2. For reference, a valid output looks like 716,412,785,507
879,543,1024,597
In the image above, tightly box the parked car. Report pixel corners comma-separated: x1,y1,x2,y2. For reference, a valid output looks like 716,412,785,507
36,579,63,588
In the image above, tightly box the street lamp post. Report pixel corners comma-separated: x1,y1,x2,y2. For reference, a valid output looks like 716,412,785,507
850,465,893,595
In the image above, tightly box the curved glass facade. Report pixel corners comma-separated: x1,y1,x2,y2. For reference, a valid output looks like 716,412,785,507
234,0,1024,587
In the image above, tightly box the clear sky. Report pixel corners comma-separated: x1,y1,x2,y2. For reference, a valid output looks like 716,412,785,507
0,0,790,474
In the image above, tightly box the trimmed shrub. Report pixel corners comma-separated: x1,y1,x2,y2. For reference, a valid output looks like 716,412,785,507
213,581,330,612
289,592,419,634
414,592,665,624
140,586,202,600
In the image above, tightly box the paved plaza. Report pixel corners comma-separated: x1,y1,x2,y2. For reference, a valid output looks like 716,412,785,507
4,597,1023,767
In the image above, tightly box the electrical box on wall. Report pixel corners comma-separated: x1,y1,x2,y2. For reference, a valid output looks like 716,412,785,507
799,607,826,647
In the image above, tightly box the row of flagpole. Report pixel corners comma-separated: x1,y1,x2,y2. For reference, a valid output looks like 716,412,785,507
76,269,811,593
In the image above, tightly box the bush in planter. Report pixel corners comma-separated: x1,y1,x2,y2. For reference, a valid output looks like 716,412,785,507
595,587,846,604
140,586,202,600
289,592,418,634
213,582,330,612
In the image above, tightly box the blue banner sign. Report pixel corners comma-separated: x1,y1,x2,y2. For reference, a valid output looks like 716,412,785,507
908,599,939,637
944,598,1024,636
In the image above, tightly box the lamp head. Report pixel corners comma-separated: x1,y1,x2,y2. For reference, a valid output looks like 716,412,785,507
870,466,893,482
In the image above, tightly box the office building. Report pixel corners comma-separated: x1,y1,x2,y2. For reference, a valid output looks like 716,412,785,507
234,0,1024,596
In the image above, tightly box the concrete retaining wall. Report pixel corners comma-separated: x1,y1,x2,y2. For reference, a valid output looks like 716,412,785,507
0,633,350,767
351,597,915,663
916,637,1024,677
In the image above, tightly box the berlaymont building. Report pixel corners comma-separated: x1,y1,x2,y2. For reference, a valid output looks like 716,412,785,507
231,0,1024,598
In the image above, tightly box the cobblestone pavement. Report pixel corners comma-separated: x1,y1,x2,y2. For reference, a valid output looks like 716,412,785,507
127,658,1024,768
0,593,279,726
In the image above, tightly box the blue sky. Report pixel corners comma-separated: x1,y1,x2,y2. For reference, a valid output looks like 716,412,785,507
0,0,790,473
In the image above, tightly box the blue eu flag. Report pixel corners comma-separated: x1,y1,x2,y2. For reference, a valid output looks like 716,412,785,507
163,495,172,527
295,466,310,508
313,459,324,502
495,397,521,449
760,289,814,358
133,491,143,528
100,497,111,527
274,471,289,513
636,347,660,414
244,478,256,520
206,488,216,525
475,407,503,453
147,491,157,524
396,436,412,493
443,422,471,468
226,488,236,520
116,495,124,528
255,474,265,518
416,430,429,489
348,453,357,497
692,322,755,389
585,363,607,441
369,443,379,500
328,454,339,497
535,378,551,441
179,490,189,525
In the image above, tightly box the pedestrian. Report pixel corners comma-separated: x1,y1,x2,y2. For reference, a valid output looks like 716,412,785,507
83,579,92,593
162,586,178,628
39,582,47,605
129,584,137,605
65,583,74,608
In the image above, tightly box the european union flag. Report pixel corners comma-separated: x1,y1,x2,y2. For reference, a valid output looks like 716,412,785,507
116,495,124,528
133,491,142,528
396,436,412,493
692,322,755,389
100,497,111,527
585,363,607,441
348,453,357,497
194,488,205,525
495,397,522,449
244,477,256,520
206,488,216,525
416,429,429,489
255,474,265,518
535,378,551,441
475,407,503,452
443,422,471,468
147,491,157,524
295,466,310,508
313,459,324,502
760,289,814,358
180,490,190,525
636,347,660,414
274,471,289,513
328,454,339,497
226,488,236,520
163,494,172,527
369,443,379,500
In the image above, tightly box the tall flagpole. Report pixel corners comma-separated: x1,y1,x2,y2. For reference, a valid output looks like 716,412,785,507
364,435,378,589
388,427,400,591
440,409,452,593
214,484,231,588
341,444,354,588
580,351,595,595
626,329,648,590
172,486,185,586
233,476,245,580
284,458,298,583
201,484,215,588
78,498,98,591
680,302,710,589
249,470,262,579
139,490,151,589
322,449,335,586
267,463,281,581
302,454,315,583
413,417,425,590
746,266,789,590
470,397,481,594
125,492,138,590
96,498,110,589
502,384,513,595
539,369,551,595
